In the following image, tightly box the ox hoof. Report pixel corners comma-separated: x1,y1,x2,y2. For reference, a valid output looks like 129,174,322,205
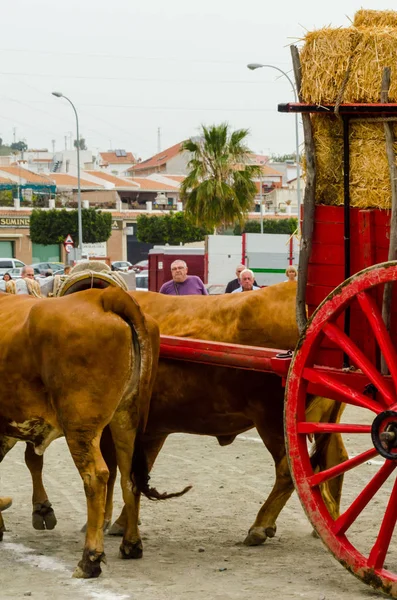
0,526,5,542
107,521,125,536
244,525,276,546
72,551,106,579
119,540,143,560
311,528,320,539
32,501,57,531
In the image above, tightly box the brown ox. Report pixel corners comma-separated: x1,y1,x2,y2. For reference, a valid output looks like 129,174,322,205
106,281,347,545
21,282,347,547
0,287,165,578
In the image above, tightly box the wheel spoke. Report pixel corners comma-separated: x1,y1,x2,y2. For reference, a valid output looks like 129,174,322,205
308,448,379,487
323,322,395,406
303,367,384,413
357,291,397,399
298,422,372,434
367,472,397,570
332,460,396,536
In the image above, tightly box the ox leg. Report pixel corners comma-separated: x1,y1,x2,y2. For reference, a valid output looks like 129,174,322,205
109,417,143,559
66,432,109,579
80,427,117,534
307,398,348,520
102,427,117,532
244,422,294,546
108,433,167,537
25,443,57,531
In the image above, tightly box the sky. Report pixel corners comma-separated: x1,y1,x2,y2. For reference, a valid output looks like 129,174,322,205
0,1,394,161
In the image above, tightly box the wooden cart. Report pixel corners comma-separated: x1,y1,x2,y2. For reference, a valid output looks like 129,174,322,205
158,101,397,597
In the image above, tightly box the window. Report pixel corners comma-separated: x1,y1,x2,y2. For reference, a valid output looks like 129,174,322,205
15,261,25,268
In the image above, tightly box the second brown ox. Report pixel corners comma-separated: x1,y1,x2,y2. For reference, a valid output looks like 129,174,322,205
22,281,347,547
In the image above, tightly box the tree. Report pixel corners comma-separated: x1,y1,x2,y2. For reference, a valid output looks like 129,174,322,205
233,217,298,235
30,208,112,246
74,137,87,150
10,140,28,152
180,124,261,231
137,213,210,245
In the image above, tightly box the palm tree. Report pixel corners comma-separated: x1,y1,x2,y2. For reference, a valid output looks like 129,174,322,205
180,124,261,231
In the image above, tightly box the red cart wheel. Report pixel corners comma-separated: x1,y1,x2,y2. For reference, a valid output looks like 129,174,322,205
286,261,397,597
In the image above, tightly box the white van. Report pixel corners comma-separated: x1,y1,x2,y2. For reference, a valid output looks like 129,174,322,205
0,258,26,278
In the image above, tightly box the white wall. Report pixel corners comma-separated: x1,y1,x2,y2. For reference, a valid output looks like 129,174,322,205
206,235,242,284
245,233,299,286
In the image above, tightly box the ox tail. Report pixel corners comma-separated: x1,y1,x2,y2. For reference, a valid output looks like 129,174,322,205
100,285,158,432
131,433,192,501
101,286,191,501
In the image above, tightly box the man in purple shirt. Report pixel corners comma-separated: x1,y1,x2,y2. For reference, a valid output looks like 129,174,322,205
160,259,208,295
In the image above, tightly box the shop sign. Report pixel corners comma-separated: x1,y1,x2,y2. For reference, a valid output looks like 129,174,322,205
111,220,123,230
0,216,30,228
82,242,107,257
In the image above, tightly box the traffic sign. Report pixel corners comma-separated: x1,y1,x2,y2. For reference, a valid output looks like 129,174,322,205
64,243,74,254
64,234,74,245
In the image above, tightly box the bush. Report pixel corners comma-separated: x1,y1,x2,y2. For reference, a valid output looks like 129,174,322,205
0,190,14,207
137,212,210,245
30,208,112,245
234,217,298,235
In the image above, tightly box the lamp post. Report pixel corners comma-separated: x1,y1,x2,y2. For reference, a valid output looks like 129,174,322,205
52,91,83,255
247,63,301,226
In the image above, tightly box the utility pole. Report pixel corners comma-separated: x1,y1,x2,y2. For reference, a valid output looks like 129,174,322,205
157,127,161,154
64,135,67,150
13,127,16,144
51,139,55,153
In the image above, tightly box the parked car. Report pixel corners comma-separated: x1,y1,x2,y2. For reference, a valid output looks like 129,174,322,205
31,262,65,276
0,258,25,278
131,259,148,273
3,268,24,279
205,284,226,295
135,270,148,291
111,261,134,272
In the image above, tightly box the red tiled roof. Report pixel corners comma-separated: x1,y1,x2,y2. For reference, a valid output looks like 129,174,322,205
127,177,179,191
99,151,136,165
0,166,54,184
162,175,185,183
0,176,15,184
85,171,139,188
50,174,103,188
254,164,284,177
128,142,184,172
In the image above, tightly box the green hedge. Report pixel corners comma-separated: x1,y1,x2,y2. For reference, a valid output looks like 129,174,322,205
30,208,112,245
234,217,298,235
137,213,210,245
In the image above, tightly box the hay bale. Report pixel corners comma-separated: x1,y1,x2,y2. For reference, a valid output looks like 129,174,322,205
312,115,397,208
354,9,397,28
300,9,397,208
300,24,397,103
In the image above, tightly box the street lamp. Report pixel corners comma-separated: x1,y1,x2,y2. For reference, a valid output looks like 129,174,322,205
247,63,302,227
52,91,83,255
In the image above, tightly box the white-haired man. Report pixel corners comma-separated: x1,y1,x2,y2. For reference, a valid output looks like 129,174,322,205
225,264,258,293
160,260,208,296
231,268,260,293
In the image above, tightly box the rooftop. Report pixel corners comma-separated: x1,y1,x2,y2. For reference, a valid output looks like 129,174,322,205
128,142,184,172
99,151,136,165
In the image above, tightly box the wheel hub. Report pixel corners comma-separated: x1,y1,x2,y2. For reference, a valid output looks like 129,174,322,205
371,411,397,459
